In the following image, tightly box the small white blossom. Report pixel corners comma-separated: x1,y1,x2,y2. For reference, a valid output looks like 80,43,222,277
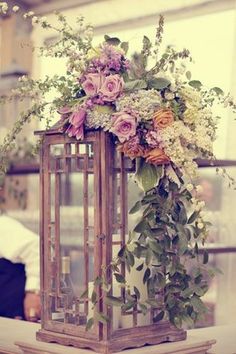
12,5,19,12
196,185,203,193
199,201,205,208
32,16,38,25
197,222,204,229
186,183,194,192
0,2,8,14
164,91,175,100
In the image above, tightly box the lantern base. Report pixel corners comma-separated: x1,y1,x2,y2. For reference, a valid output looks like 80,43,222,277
36,322,187,353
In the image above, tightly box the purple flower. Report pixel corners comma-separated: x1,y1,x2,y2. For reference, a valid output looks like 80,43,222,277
100,74,124,102
110,111,136,142
66,125,84,140
82,73,105,96
66,109,86,140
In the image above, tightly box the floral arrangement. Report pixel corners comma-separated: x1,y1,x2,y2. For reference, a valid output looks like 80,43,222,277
0,3,236,330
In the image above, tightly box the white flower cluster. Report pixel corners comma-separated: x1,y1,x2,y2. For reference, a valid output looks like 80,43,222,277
181,86,202,124
85,107,113,131
116,89,162,121
159,121,199,177
0,2,8,14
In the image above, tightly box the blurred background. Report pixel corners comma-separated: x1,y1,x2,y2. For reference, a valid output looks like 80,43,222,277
1,0,236,329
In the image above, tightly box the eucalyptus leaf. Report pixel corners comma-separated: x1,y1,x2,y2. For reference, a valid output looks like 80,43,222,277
91,290,97,304
114,273,126,283
135,159,159,192
139,303,148,315
104,35,121,46
80,288,88,299
122,301,135,311
203,250,209,264
188,211,200,224
189,80,202,89
133,286,141,300
124,79,147,92
121,41,129,54
129,200,142,214
153,310,165,323
148,77,171,90
105,295,123,306
95,312,109,324
85,317,94,331
211,87,224,95
143,268,151,284
186,71,192,80
136,263,144,271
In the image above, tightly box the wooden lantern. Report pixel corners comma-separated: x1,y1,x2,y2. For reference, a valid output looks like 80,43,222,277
35,126,186,354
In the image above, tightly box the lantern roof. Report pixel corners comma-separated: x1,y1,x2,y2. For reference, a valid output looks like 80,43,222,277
34,117,69,136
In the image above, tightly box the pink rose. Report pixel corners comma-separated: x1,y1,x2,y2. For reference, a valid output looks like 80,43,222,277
110,112,136,143
82,73,105,96
69,109,86,127
100,74,124,102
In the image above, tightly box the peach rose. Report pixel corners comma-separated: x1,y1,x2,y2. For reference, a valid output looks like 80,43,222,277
145,148,170,165
117,136,145,159
153,108,174,130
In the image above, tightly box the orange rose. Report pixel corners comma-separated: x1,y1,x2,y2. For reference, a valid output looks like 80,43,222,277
117,136,145,159
145,148,170,165
153,108,174,130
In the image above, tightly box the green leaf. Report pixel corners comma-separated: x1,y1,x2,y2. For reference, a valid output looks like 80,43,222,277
188,211,199,224
104,35,121,46
129,200,142,214
136,263,144,271
80,288,88,299
114,273,126,283
173,316,182,328
135,159,160,192
143,268,151,284
122,301,135,311
133,219,151,234
85,317,94,331
142,35,152,52
186,71,191,80
105,295,123,306
203,250,209,264
94,276,103,286
189,80,202,89
190,295,206,313
147,77,171,90
126,250,135,267
95,312,109,324
153,310,165,323
124,79,147,91
121,41,129,54
133,286,140,300
148,240,162,254
211,87,224,95
91,290,97,304
145,248,153,266
139,303,148,315
146,298,161,307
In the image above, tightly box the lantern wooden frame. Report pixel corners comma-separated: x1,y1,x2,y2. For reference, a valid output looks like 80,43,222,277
35,127,186,354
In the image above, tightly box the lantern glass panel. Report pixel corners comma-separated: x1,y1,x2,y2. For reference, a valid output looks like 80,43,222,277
47,141,95,327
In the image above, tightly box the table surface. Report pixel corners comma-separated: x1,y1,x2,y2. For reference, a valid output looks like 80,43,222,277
0,317,235,354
